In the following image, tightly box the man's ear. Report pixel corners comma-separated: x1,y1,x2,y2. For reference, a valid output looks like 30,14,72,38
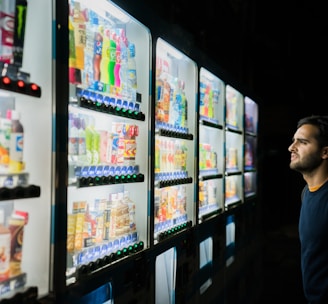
322,146,328,159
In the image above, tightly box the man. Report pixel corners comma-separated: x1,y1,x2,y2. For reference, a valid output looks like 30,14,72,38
288,115,328,303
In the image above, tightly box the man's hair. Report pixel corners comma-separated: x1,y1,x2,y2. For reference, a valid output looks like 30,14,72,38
297,115,328,147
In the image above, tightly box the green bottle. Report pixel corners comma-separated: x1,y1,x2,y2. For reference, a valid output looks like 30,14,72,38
92,129,100,165
108,31,117,94
85,116,95,165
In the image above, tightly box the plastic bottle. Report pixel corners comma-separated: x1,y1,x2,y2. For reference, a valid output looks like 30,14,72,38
92,129,100,165
68,17,77,84
114,35,121,95
77,115,87,164
208,86,214,119
181,81,188,129
83,12,95,87
9,110,24,173
155,138,160,173
68,113,78,157
169,79,180,127
93,22,103,83
0,109,12,169
71,1,85,73
0,209,11,282
128,42,137,89
127,42,137,101
68,1,86,85
119,41,128,99
85,116,95,165
100,28,110,86
108,31,117,94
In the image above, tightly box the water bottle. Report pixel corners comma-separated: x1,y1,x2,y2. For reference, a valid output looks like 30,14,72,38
127,42,137,101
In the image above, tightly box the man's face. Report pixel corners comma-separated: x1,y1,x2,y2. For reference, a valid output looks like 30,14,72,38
288,124,323,173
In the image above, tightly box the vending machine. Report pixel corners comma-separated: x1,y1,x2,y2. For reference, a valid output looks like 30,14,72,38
0,0,52,301
223,84,245,303
55,0,152,302
153,37,198,304
195,65,226,303
153,38,196,244
244,96,258,201
224,84,244,211
224,88,260,303
242,95,261,302
198,67,225,222
243,95,258,253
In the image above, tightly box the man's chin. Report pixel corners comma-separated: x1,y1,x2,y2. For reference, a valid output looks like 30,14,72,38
289,163,299,171
290,166,304,174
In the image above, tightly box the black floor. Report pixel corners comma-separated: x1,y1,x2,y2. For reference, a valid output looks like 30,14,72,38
257,224,307,303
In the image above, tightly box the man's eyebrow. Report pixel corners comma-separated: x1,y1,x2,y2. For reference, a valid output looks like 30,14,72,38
293,137,309,142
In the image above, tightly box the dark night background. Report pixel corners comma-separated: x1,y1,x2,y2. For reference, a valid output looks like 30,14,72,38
141,0,328,228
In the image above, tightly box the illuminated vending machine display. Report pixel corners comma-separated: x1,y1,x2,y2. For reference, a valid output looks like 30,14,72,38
224,84,244,210
0,0,51,301
244,96,258,199
66,0,151,289
154,38,197,244
154,37,197,304
198,68,225,222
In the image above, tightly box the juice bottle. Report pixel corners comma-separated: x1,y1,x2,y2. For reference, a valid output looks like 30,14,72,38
181,81,188,129
120,41,128,99
0,109,12,168
114,35,121,95
93,24,103,83
108,31,117,94
85,115,95,165
72,1,86,74
68,17,77,83
77,115,87,164
100,28,110,86
68,113,79,157
67,1,85,84
85,115,100,165
83,17,94,87
92,129,100,165
0,209,10,282
9,110,24,173
155,138,160,173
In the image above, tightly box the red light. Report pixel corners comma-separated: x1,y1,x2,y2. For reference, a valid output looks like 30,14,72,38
17,80,25,88
2,76,11,85
0,75,41,97
30,83,39,91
